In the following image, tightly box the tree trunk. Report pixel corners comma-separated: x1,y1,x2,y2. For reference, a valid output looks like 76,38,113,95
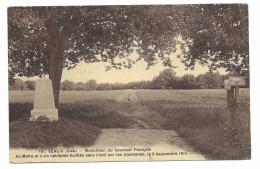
48,38,64,108
45,20,67,108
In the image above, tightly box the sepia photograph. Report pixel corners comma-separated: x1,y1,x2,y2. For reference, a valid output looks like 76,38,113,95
8,4,251,163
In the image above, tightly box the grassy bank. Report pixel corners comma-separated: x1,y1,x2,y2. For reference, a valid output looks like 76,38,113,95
140,99,250,160
10,118,101,148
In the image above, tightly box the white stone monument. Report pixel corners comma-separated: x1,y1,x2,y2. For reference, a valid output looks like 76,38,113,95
30,78,58,121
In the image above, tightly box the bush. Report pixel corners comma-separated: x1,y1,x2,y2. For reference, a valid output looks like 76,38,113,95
9,79,27,90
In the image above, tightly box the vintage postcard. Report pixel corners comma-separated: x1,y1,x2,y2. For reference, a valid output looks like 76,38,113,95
8,4,250,163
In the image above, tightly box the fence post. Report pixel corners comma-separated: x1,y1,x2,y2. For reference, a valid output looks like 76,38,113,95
227,86,235,107
234,86,239,104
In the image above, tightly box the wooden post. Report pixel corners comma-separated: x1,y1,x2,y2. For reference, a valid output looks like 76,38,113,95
227,86,235,107
227,86,238,144
234,86,239,104
225,76,246,145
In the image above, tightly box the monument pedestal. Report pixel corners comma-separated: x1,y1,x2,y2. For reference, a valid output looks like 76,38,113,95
31,109,58,121
30,78,59,121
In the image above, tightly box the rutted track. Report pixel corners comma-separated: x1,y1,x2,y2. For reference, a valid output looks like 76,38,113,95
115,90,151,129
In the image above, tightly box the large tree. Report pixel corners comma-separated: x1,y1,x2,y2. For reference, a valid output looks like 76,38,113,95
8,5,248,107
150,69,176,89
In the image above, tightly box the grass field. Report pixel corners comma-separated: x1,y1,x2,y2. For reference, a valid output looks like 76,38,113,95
137,89,250,160
9,89,250,160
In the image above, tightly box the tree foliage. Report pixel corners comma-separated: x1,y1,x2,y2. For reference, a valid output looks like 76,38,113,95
8,5,249,79
200,72,223,89
86,79,98,90
9,79,27,90
74,82,86,91
150,69,176,89
61,80,75,91
24,80,36,90
97,83,112,90
8,5,249,105
179,74,197,89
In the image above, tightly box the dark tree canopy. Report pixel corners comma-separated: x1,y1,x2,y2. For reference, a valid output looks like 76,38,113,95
8,4,249,106
8,5,248,79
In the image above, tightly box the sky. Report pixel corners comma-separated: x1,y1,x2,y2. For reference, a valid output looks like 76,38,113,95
17,52,227,84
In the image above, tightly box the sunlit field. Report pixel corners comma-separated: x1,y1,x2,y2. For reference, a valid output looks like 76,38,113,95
9,89,250,160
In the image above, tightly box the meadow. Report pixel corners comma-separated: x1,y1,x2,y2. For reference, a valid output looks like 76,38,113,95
9,89,250,160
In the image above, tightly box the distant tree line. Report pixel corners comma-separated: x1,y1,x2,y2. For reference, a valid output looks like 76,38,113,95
9,69,249,91
9,80,36,90
149,69,249,89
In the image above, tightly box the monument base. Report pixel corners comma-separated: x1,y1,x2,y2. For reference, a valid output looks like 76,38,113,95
30,109,58,121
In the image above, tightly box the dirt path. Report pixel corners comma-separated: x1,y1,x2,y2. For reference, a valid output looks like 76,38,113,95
114,89,150,129
89,128,206,160
89,90,207,160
